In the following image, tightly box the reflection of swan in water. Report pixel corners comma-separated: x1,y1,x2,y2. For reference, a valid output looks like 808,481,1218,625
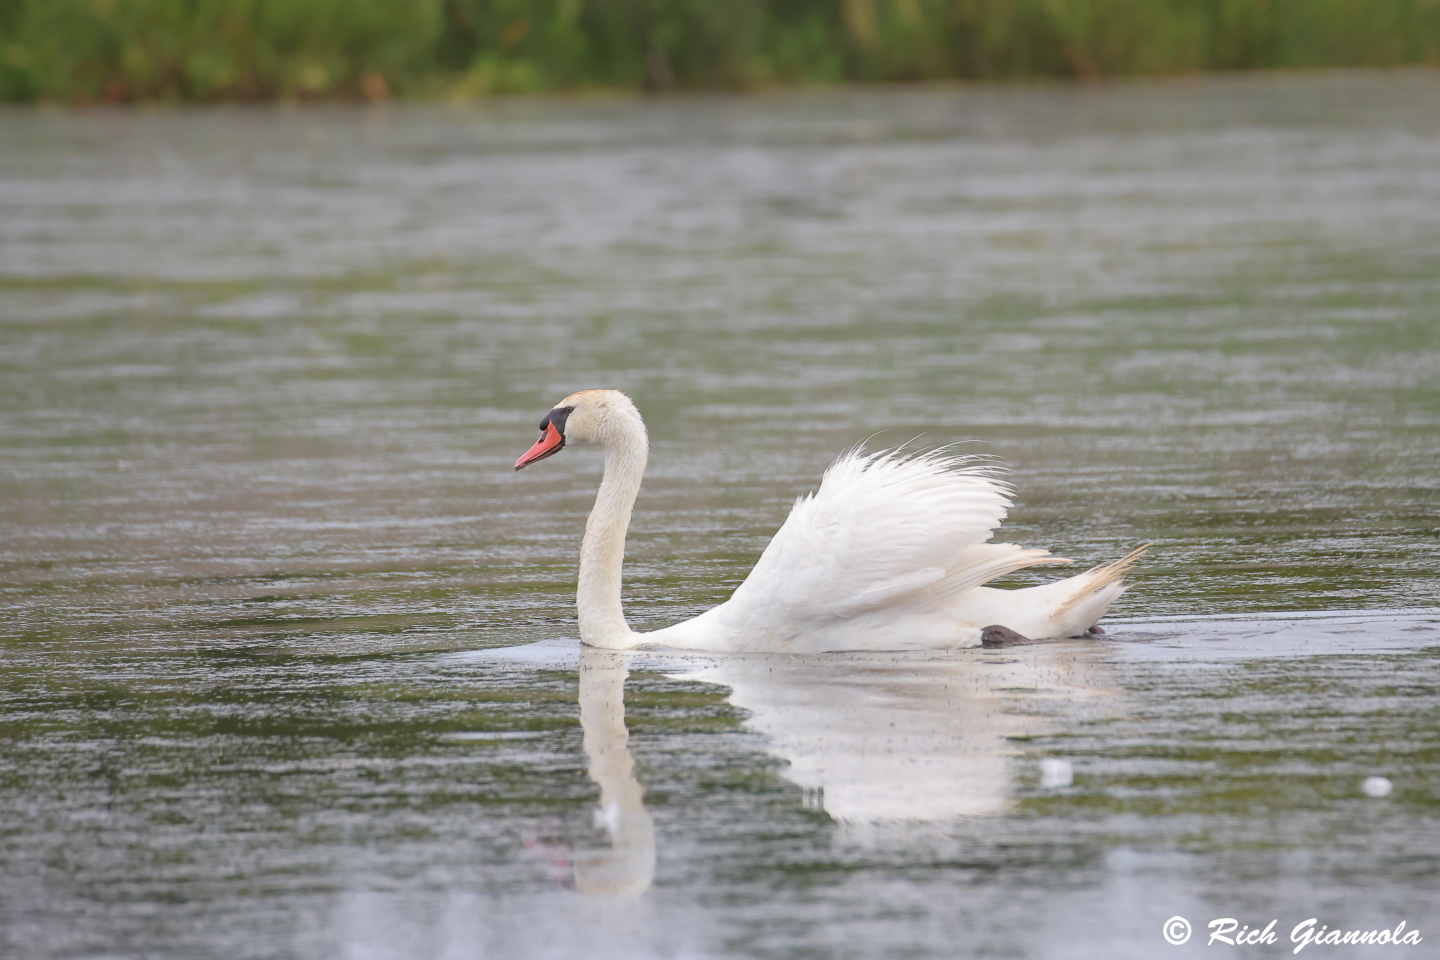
569,646,655,896
561,640,1115,884
670,643,1118,821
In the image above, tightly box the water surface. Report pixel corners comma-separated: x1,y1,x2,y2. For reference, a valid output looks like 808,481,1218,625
2,71,1438,958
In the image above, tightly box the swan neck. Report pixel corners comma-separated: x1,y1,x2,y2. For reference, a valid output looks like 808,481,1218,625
578,432,646,648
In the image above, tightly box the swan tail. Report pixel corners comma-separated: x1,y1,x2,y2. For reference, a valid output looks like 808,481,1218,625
929,543,1072,608
1052,543,1153,632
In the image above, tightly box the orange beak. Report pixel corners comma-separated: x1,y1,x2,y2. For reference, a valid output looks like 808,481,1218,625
515,421,565,470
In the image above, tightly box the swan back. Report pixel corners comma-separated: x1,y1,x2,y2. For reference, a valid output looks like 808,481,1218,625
653,448,1064,652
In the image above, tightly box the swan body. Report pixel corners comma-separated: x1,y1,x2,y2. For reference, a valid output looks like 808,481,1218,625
514,389,1145,652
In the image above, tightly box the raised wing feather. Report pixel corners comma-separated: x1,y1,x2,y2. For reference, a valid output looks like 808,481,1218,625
717,448,1061,640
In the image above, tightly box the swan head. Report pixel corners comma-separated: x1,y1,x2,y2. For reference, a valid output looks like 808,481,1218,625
514,389,646,470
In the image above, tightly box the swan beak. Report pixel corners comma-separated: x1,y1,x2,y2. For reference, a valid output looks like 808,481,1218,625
515,421,565,470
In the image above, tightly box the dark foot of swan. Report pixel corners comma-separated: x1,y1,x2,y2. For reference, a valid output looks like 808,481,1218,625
1087,625,1105,635
981,625,1033,647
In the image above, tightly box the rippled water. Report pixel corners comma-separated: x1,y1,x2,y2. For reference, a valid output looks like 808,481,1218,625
2,72,1438,958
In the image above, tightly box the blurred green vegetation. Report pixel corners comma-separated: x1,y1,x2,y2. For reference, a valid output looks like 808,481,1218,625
1,0,1439,101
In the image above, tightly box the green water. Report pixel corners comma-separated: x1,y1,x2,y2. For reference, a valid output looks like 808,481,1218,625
2,72,1438,958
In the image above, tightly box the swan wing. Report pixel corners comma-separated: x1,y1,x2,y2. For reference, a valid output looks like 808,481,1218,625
718,448,1063,641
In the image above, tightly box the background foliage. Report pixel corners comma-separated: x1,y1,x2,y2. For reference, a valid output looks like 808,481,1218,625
2,0,1439,101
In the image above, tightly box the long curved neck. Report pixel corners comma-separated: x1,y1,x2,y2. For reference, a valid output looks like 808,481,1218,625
577,428,647,648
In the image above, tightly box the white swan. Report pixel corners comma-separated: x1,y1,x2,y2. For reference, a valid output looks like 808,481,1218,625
514,389,1146,652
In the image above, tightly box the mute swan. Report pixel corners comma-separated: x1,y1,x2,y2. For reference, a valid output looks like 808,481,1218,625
514,389,1146,652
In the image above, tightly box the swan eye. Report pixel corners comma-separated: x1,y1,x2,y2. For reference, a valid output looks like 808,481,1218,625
543,405,575,437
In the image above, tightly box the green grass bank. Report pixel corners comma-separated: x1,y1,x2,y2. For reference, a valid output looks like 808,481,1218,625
2,0,1439,102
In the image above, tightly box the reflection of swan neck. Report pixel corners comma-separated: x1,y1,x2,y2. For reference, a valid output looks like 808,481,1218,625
574,648,654,897
579,649,642,809
577,433,647,648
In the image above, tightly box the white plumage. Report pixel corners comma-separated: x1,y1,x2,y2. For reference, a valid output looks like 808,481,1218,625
514,389,1146,652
